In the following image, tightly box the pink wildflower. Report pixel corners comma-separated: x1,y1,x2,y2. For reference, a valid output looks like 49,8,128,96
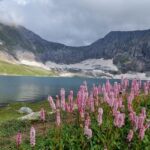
114,112,125,128
56,109,61,126
109,92,115,107
84,126,92,139
40,108,45,122
93,86,99,106
97,108,103,126
141,107,146,119
128,103,133,112
68,90,74,112
85,113,91,128
113,100,119,113
127,130,134,142
145,121,150,130
56,95,60,109
79,108,85,119
16,131,22,148
60,88,66,111
89,93,94,112
144,82,148,95
48,96,56,112
138,115,145,129
129,111,136,125
139,127,145,140
30,126,36,147
134,116,139,130
118,97,123,108
105,79,111,93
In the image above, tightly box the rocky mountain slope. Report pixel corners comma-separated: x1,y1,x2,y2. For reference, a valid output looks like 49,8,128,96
0,23,150,76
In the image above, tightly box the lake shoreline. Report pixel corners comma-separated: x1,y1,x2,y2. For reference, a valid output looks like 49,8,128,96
0,72,150,80
0,76,149,104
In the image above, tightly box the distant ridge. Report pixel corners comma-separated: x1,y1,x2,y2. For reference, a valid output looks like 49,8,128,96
0,22,150,73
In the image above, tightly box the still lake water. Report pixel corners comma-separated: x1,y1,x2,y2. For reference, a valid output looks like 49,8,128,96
0,76,120,104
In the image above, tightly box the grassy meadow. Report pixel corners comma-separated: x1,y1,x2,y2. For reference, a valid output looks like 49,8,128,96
0,79,150,150
0,60,56,76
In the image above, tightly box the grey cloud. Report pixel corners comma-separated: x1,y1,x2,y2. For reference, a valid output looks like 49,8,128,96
0,0,150,46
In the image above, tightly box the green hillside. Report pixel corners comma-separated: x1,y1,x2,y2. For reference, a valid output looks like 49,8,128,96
0,60,55,76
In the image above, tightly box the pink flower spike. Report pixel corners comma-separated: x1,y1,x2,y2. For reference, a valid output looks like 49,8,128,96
30,126,36,147
79,108,85,119
56,109,61,126
134,116,139,130
97,108,103,126
40,108,45,122
114,112,125,128
138,115,145,129
141,107,146,119
89,93,94,112
48,96,56,112
60,88,66,111
145,121,150,130
16,131,22,148
127,130,134,142
85,113,91,128
139,127,145,140
84,126,92,139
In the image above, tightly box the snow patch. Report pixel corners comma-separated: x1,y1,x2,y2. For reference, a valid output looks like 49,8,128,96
15,51,49,70
46,58,118,71
114,72,150,80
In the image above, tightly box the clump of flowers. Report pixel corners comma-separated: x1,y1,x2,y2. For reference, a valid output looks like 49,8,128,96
14,78,150,149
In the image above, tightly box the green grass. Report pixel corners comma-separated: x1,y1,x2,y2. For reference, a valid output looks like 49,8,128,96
0,100,50,123
0,60,56,76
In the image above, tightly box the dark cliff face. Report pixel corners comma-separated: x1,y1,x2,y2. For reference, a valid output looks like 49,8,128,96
0,23,150,73
89,30,150,72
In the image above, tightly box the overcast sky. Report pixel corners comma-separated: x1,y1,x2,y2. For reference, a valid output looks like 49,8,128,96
0,0,150,46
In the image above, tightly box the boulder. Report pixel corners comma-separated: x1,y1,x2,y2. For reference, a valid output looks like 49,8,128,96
19,112,40,121
18,107,33,114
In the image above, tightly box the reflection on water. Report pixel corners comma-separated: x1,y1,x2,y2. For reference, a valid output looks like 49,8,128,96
0,76,119,103
15,83,42,102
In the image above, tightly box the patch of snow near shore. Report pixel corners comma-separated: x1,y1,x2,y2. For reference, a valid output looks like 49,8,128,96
59,72,76,77
46,58,118,71
114,73,150,80
58,70,114,78
58,71,150,80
